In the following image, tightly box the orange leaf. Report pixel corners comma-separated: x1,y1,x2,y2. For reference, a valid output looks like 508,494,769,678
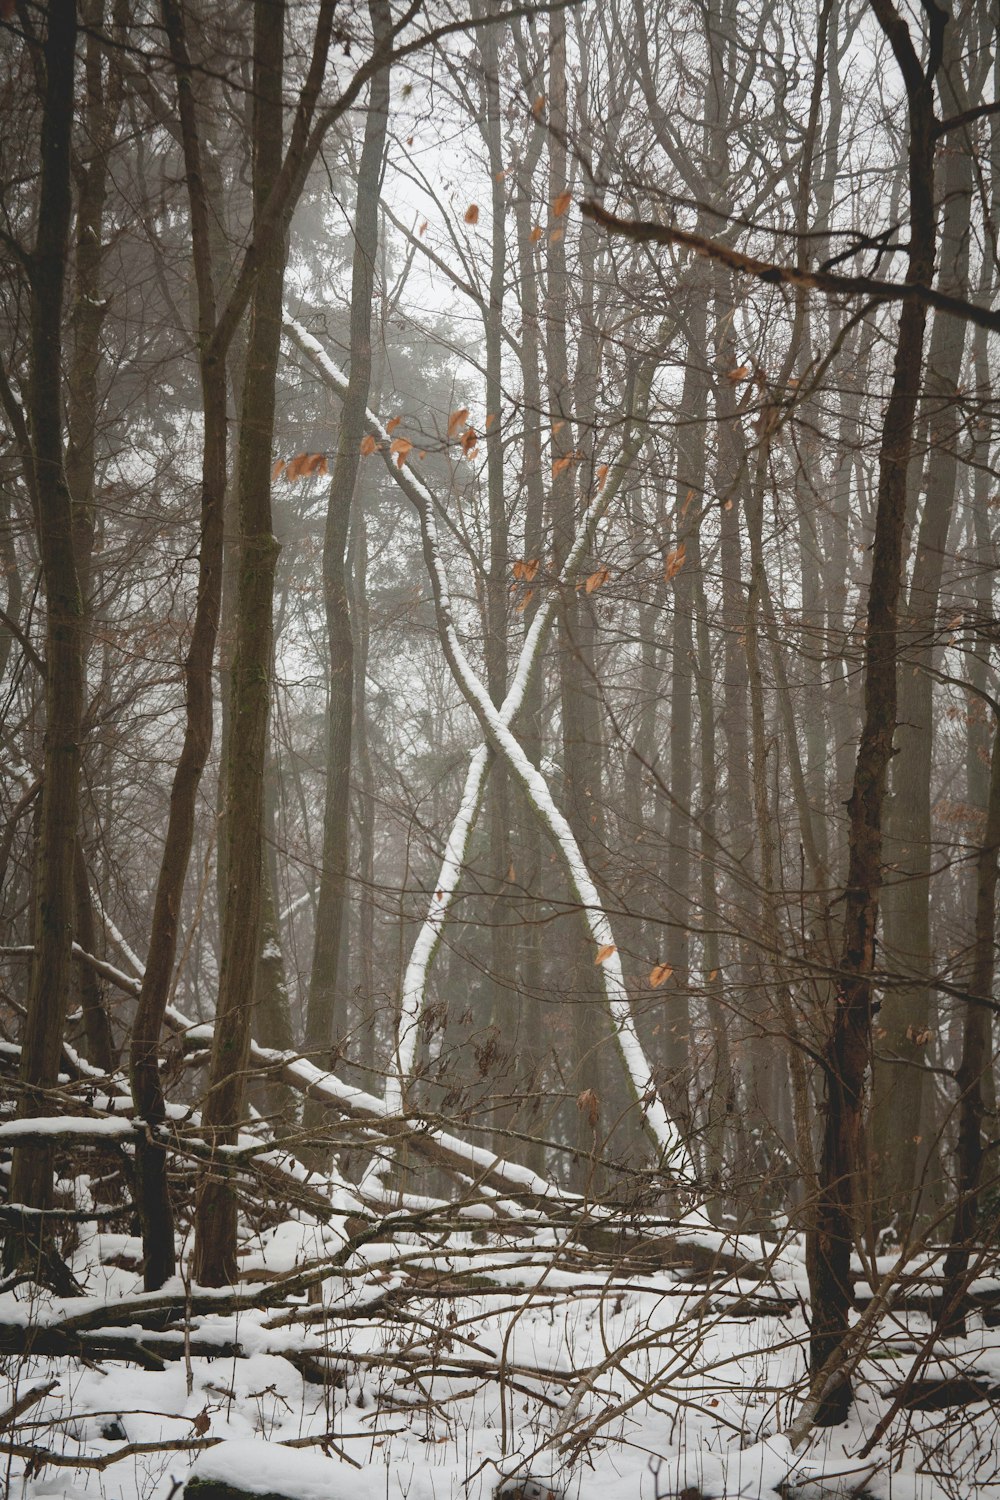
532,93,545,117
515,589,534,614
585,566,609,594
594,943,616,965
447,408,469,438
727,363,750,382
549,228,564,244
495,170,507,182
552,454,573,477
460,427,478,454
390,436,413,468
596,463,609,492
271,460,285,481
530,225,543,244
386,416,402,434
707,968,719,983
664,541,686,581
553,190,572,217
419,220,428,236
649,962,674,988
360,434,377,456
285,454,306,479
302,453,327,476
418,449,427,460
464,203,480,225
485,412,496,430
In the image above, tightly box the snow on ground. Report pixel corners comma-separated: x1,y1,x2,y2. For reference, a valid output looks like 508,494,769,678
3,1208,999,1500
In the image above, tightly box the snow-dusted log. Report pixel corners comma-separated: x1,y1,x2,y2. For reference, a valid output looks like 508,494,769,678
285,316,694,1180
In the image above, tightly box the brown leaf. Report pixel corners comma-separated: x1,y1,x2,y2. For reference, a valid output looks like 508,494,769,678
419,220,428,236
191,1407,211,1437
596,463,609,492
552,454,573,477
553,190,572,217
681,488,695,517
649,962,673,988
460,427,478,455
664,541,686,581
515,588,534,614
464,203,480,225
360,434,377,456
727,363,750,382
530,225,544,244
707,968,719,983
390,436,413,468
386,416,402,434
585,566,609,594
549,228,564,244
532,93,546,116
287,453,326,480
485,412,497,430
447,407,469,438
576,1088,600,1128
271,459,285,481
594,943,616,965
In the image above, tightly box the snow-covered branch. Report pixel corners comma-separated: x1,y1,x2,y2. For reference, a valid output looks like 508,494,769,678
284,315,695,1182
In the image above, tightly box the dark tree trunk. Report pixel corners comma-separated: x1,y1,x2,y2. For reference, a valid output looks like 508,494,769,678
6,0,84,1272
194,0,287,1286
807,0,941,1425
130,0,228,1292
874,12,976,1228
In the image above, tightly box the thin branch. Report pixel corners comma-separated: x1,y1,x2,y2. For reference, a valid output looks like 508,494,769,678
581,202,1000,334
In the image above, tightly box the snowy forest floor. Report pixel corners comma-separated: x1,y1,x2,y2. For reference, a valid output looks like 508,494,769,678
3,1192,1000,1500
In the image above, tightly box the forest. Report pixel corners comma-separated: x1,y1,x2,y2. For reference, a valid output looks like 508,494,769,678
1,0,999,1495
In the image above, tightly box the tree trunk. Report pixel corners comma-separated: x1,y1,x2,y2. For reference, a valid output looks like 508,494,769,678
6,0,84,1272
194,0,286,1286
303,0,390,1154
874,14,975,1230
807,0,941,1424
130,0,229,1291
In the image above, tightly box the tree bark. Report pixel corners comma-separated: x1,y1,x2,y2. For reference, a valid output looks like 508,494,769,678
194,0,286,1286
130,0,229,1291
807,0,942,1425
874,11,976,1229
302,0,390,1160
6,0,84,1271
